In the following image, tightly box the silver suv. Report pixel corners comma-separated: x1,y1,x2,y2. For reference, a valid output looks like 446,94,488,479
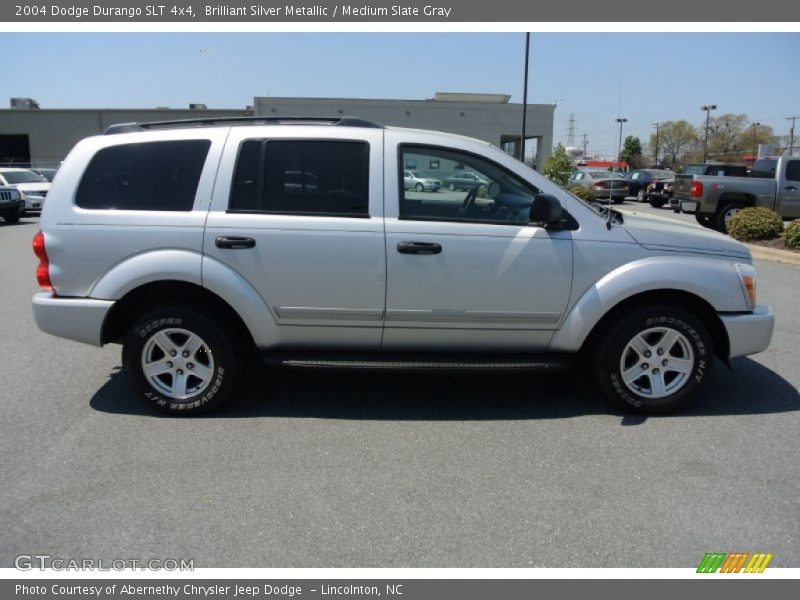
32,117,774,415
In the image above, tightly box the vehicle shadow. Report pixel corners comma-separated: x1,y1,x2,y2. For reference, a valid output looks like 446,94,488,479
90,357,799,423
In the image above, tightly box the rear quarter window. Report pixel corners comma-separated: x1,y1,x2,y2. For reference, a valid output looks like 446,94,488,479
75,140,211,210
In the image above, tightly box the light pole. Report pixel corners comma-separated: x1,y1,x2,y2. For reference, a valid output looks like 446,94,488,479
652,122,662,167
520,33,530,163
751,122,761,162
616,117,627,170
788,116,799,156
701,104,717,163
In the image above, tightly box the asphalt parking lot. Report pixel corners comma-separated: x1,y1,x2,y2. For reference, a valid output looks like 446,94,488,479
1,214,798,568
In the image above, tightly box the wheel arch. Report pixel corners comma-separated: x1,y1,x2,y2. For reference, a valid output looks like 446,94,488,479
578,289,730,365
101,280,257,356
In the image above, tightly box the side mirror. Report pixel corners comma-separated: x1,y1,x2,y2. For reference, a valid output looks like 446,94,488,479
529,194,563,226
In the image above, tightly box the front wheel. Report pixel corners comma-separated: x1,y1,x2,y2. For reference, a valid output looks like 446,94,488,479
3,213,20,224
415,183,424,192
123,307,240,415
592,306,712,414
649,198,666,208
448,183,456,191
637,189,646,202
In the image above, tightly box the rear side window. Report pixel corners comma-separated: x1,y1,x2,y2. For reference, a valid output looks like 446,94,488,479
76,140,211,210
229,140,369,217
785,160,800,182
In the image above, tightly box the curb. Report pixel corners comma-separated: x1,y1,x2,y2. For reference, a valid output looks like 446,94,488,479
746,243,800,267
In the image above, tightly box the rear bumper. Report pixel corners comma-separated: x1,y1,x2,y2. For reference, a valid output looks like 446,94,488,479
680,199,699,213
32,292,114,347
720,305,775,359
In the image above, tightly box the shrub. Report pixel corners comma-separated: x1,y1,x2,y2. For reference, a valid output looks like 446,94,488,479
783,219,800,250
726,207,783,241
569,186,596,203
542,144,572,186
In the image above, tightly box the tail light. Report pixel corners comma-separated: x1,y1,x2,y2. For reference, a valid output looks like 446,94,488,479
593,181,607,189
690,180,704,198
32,231,53,292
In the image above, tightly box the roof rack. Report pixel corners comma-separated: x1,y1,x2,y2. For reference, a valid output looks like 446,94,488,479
103,116,383,135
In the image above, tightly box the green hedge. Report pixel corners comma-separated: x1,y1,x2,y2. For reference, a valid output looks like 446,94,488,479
783,219,800,250
726,207,783,241
569,186,596,203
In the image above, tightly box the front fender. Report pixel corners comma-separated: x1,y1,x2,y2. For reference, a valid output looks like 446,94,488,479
549,255,748,353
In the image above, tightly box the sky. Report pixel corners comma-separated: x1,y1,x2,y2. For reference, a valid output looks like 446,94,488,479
3,32,799,157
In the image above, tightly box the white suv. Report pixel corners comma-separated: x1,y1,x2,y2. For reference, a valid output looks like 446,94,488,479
32,117,774,415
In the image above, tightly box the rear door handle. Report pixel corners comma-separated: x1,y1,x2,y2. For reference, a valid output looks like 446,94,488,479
784,185,797,191
397,241,442,255
215,236,256,249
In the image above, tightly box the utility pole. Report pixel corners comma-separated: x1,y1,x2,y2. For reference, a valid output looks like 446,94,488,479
788,116,799,156
652,122,662,167
701,104,717,163
520,33,530,163
581,133,588,159
616,118,627,170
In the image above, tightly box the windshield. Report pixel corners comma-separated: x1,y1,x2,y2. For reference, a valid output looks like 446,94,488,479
1,170,47,184
589,171,622,179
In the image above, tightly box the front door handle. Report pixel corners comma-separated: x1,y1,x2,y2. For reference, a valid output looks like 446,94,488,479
215,236,256,249
397,241,442,255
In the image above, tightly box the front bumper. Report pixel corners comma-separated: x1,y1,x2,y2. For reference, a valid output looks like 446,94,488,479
32,292,114,347
720,305,775,359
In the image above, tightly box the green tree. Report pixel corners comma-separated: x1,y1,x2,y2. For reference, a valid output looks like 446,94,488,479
542,143,572,186
620,135,643,167
706,113,748,159
650,120,698,165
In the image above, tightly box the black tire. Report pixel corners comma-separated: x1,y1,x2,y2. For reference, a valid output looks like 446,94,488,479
695,214,713,228
591,305,713,414
649,198,666,208
3,213,20,224
713,202,746,233
415,183,424,192
636,188,646,203
123,306,240,415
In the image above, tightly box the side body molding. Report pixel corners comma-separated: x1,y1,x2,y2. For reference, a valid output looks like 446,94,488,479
549,256,749,353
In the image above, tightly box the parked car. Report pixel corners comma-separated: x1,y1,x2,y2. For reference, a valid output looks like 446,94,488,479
32,116,773,416
624,169,674,202
444,171,490,191
31,168,59,182
0,186,24,224
670,163,748,214
0,168,51,214
677,157,800,231
568,170,629,203
404,170,441,192
646,178,675,208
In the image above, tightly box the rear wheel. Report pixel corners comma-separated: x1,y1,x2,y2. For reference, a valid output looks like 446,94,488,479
714,202,746,233
123,306,240,415
637,188,646,202
592,306,712,414
695,214,713,228
2,214,20,224
415,183,424,192
448,183,456,191
649,198,666,208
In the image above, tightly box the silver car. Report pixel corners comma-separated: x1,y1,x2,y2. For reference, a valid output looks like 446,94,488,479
404,170,441,192
569,170,630,203
31,117,773,416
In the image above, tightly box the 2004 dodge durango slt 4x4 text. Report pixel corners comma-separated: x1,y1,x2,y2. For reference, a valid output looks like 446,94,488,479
31,117,775,415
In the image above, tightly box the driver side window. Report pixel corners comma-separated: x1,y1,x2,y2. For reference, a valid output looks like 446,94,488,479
399,146,539,225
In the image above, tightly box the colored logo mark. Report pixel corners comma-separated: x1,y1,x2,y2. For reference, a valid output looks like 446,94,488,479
697,552,773,573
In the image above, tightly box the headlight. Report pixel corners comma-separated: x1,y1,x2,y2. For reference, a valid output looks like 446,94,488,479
735,263,756,309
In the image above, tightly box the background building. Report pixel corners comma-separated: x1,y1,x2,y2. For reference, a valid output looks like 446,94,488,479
0,93,554,167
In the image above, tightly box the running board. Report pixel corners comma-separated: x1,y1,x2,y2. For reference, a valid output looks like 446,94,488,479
261,351,572,372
